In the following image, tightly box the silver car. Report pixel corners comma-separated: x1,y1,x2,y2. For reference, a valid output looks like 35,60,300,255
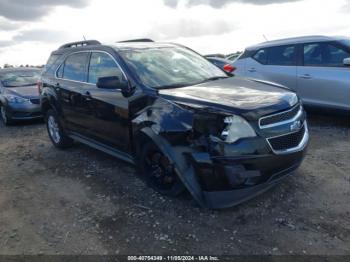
234,36,350,112
0,68,42,125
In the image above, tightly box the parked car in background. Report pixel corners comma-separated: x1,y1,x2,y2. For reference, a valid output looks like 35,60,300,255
234,36,350,112
206,57,236,74
226,52,242,62
205,53,226,59
40,40,308,208
0,68,42,125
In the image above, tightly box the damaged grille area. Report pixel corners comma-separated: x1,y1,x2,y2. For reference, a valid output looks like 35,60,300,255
260,105,301,128
268,125,306,151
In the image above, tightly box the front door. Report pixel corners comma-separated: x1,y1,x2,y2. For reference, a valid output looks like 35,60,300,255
84,51,131,152
297,42,350,110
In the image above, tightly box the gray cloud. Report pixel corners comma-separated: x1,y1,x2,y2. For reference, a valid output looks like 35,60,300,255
164,0,302,8
0,40,14,48
343,1,350,11
13,29,72,43
0,18,22,31
148,19,236,39
0,0,90,21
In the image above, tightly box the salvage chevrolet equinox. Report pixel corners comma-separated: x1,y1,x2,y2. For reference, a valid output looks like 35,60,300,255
40,40,309,208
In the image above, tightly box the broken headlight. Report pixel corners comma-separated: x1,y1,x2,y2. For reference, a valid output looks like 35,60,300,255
221,115,256,143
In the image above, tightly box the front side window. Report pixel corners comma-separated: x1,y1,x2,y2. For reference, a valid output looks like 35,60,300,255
62,53,89,82
118,46,227,89
304,42,350,67
0,70,40,88
88,52,125,84
340,39,350,48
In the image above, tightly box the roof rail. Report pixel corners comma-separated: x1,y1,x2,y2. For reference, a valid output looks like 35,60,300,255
59,40,101,50
118,38,154,43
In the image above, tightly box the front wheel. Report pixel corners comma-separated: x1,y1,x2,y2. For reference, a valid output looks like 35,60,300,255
138,141,185,197
0,105,13,126
46,109,73,149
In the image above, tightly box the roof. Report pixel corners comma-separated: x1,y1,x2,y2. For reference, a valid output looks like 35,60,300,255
111,42,179,51
246,35,350,50
52,41,180,55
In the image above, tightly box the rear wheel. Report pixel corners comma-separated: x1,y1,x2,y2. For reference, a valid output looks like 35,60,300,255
46,109,73,149
139,141,185,197
0,105,13,126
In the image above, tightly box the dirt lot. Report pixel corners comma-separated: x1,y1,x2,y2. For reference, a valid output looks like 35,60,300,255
0,113,349,255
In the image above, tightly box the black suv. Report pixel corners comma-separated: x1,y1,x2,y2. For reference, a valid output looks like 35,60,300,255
40,40,309,208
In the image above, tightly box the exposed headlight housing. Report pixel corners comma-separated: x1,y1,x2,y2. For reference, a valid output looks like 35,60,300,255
221,115,256,143
5,95,30,104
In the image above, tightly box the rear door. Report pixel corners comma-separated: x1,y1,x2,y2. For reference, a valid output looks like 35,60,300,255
245,45,297,90
297,42,350,110
56,52,92,134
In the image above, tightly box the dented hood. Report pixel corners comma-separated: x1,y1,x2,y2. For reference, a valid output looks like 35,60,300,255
158,77,298,119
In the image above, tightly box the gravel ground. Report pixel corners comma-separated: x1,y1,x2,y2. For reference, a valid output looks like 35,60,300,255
0,113,349,255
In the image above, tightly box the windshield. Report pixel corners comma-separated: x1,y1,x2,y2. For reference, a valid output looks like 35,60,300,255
0,70,40,88
340,39,350,49
119,46,227,89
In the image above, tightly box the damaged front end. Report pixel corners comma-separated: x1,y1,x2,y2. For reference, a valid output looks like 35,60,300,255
133,97,308,209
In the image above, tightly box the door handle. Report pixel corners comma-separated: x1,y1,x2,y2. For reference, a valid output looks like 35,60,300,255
248,68,256,72
83,91,93,101
300,74,312,79
54,83,60,91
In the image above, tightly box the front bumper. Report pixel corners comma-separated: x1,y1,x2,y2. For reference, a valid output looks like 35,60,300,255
185,123,308,209
6,102,42,120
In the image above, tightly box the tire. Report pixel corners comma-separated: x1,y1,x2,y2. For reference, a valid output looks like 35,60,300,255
0,105,13,126
46,109,73,149
138,141,185,197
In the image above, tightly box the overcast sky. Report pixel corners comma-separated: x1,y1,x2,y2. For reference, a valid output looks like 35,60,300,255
0,0,349,65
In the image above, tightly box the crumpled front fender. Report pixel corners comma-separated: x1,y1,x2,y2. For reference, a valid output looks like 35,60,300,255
139,127,207,207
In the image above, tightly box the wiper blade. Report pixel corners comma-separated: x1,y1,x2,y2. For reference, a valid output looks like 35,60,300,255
156,76,228,89
156,83,189,90
204,76,229,82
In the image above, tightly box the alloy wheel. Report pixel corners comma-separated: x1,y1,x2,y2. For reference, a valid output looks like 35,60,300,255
48,115,61,144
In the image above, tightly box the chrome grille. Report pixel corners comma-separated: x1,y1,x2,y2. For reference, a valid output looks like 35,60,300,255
259,105,301,129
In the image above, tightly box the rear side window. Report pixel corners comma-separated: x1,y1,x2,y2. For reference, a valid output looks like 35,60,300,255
253,45,296,66
88,52,125,84
253,49,267,64
62,53,89,82
45,54,61,76
304,42,350,67
46,54,60,69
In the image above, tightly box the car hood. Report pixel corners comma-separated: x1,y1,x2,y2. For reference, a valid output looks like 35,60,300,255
5,85,39,98
158,77,298,120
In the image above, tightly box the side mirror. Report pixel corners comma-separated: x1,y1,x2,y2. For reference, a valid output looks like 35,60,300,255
343,58,350,66
96,76,135,97
97,76,128,90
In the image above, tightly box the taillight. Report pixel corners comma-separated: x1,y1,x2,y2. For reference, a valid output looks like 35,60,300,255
223,64,236,73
